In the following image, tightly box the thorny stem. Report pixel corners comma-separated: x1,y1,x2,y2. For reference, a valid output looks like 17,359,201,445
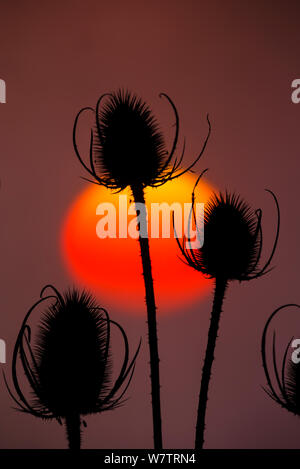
131,184,163,450
65,413,81,450
195,276,228,449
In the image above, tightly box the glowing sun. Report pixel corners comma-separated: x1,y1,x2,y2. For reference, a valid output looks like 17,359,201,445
61,174,215,315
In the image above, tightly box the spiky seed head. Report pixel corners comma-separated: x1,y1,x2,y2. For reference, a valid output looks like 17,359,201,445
5,285,140,450
285,360,300,414
74,90,211,191
261,304,300,417
196,192,260,280
94,89,166,189
35,289,111,418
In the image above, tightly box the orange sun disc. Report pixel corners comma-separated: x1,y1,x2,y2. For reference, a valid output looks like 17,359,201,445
60,173,215,316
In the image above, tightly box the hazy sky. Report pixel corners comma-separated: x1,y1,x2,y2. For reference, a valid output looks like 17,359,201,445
0,0,300,449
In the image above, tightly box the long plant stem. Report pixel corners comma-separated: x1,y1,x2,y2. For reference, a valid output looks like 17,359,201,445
195,276,228,449
131,184,163,450
65,413,81,450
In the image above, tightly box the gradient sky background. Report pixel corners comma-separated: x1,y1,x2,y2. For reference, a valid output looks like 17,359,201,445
0,0,300,449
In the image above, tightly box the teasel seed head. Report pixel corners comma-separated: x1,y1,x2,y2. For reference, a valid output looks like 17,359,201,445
176,174,280,282
73,89,211,191
261,304,300,416
4,285,141,425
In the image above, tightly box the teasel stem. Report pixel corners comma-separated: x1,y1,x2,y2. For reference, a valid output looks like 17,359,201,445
131,184,162,450
65,413,81,450
195,276,228,449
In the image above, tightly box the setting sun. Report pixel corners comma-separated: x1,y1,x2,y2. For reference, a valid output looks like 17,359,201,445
61,174,215,315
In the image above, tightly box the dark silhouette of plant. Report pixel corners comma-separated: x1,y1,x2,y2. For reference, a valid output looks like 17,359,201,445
176,176,280,449
73,89,210,449
262,304,300,415
4,285,140,450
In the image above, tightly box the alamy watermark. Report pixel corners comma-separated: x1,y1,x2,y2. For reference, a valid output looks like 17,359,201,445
291,339,300,364
291,79,300,103
0,339,6,364
96,195,205,249
0,79,6,103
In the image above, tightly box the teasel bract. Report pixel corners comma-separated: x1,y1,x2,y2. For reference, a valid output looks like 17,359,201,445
4,285,141,450
73,89,211,448
262,304,300,416
176,175,280,448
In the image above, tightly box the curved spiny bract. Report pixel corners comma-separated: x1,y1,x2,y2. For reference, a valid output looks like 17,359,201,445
4,285,141,449
174,174,280,449
261,304,300,415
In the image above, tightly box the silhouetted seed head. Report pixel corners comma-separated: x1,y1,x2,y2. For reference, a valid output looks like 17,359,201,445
4,285,140,422
285,361,300,414
94,90,166,189
197,192,261,280
36,289,112,417
177,181,280,282
261,304,300,416
73,89,211,191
